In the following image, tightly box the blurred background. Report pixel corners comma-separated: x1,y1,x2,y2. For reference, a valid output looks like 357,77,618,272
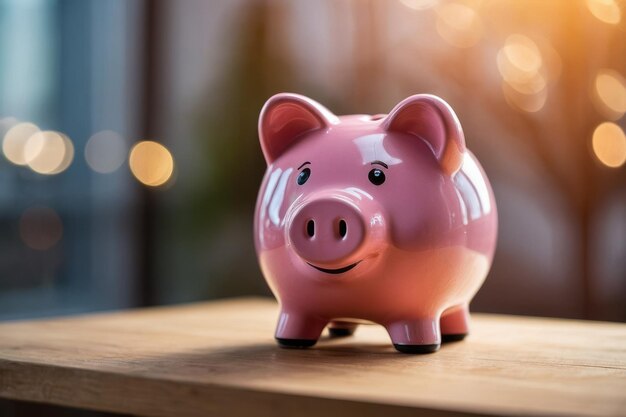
0,0,625,323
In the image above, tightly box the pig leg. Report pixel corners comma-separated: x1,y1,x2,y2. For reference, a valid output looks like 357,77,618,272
328,321,358,337
386,318,441,354
440,304,470,342
274,310,328,348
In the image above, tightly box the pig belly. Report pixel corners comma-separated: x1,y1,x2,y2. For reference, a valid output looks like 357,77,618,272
260,245,489,324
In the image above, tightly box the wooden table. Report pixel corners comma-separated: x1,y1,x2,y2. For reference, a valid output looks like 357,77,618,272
0,297,624,417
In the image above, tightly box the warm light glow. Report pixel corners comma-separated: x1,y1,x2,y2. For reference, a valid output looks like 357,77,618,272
509,71,546,95
502,34,542,73
2,122,40,166
592,122,626,168
594,70,626,119
399,0,439,10
586,0,621,24
53,133,75,174
85,130,127,174
435,3,483,48
20,206,63,251
497,35,546,94
24,131,74,175
129,141,174,187
502,82,547,113
497,35,551,113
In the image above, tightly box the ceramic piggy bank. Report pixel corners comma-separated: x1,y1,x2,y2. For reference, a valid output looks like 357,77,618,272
254,93,497,353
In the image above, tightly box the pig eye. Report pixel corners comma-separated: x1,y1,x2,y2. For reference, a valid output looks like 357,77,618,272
368,168,386,186
297,168,311,185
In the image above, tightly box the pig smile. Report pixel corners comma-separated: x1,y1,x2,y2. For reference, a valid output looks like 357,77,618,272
307,261,361,275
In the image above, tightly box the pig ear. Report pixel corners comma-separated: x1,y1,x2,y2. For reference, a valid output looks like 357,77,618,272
259,93,338,164
383,94,466,176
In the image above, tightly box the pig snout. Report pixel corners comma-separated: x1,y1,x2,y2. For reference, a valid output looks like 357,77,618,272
287,193,385,272
288,197,365,267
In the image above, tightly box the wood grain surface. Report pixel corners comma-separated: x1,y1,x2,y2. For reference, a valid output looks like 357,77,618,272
0,297,624,417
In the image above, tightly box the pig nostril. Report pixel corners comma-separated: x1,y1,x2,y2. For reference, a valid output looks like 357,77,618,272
306,220,315,238
338,219,347,239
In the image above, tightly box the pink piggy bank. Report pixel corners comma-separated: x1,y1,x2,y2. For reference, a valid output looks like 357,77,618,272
254,93,497,353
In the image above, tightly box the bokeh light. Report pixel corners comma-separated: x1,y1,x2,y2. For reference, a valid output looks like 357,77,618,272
498,34,550,113
2,122,40,166
53,133,75,174
498,34,542,76
85,130,127,174
502,35,542,73
497,35,545,92
586,0,621,24
592,122,626,168
19,206,63,251
594,69,626,120
502,82,548,113
399,0,439,11
23,130,74,175
435,3,483,48
129,141,174,187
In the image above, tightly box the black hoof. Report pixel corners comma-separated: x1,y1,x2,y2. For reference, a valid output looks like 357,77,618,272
394,343,440,354
328,327,356,337
276,338,317,348
442,333,467,343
